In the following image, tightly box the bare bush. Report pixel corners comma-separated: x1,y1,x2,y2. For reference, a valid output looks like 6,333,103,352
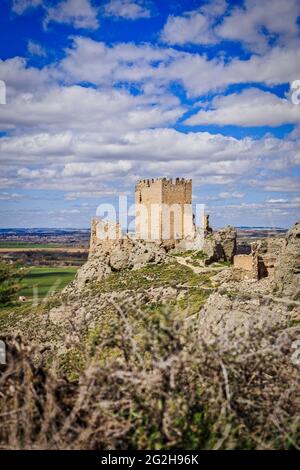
0,303,299,450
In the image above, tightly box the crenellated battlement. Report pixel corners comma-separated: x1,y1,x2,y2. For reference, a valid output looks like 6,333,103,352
136,177,192,191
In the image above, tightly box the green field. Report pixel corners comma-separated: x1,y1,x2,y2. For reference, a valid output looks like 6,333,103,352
0,242,67,249
19,266,78,299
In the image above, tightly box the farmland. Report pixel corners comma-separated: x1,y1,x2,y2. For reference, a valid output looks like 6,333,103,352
18,266,78,299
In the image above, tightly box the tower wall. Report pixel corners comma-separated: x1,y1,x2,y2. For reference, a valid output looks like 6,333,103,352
135,178,194,241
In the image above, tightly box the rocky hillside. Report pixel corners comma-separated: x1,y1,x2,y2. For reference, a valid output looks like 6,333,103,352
0,223,298,373
0,222,299,449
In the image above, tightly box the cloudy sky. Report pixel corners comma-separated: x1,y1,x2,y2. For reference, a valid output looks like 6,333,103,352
0,0,300,228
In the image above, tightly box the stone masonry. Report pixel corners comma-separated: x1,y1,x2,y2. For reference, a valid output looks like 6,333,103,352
135,178,194,241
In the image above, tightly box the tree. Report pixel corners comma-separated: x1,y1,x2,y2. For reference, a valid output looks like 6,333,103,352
0,262,23,305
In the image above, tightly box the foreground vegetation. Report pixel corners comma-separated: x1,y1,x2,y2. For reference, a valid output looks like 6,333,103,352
1,309,299,450
0,262,25,306
0,252,299,450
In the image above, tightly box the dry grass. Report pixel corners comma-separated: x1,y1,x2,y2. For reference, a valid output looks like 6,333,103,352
0,303,299,450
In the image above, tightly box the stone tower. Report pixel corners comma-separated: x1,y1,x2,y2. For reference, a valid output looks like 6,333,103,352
135,177,194,241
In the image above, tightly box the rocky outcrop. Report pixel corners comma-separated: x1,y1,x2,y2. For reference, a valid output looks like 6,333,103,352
203,225,237,264
197,286,293,344
197,223,300,343
251,237,284,278
274,221,300,299
232,236,285,282
67,237,168,291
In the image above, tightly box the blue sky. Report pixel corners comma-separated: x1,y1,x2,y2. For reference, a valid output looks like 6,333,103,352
0,0,300,228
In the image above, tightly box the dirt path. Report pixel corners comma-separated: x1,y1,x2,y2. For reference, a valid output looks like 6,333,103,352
175,256,225,274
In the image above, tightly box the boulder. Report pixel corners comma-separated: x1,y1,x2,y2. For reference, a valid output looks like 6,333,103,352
71,257,112,290
110,247,130,271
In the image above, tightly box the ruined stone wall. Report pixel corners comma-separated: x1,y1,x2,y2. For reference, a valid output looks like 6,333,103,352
233,254,259,281
89,217,123,257
135,177,194,241
135,179,162,240
232,236,285,281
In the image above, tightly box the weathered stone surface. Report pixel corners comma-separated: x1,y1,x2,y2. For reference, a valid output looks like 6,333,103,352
233,253,258,281
109,247,129,271
175,227,204,251
135,178,194,241
70,257,112,290
203,235,224,264
217,226,237,262
203,225,237,264
198,288,292,344
90,218,123,256
274,221,300,299
67,237,168,292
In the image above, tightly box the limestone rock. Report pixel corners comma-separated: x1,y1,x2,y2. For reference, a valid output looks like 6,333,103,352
198,289,292,345
274,221,300,299
217,226,237,262
110,247,129,271
203,235,224,264
68,256,111,291
67,237,167,292
203,225,237,264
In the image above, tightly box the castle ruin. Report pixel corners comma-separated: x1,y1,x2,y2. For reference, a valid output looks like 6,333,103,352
90,177,205,253
135,178,194,241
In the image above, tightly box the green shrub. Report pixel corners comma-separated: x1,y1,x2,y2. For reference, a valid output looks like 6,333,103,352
0,262,25,306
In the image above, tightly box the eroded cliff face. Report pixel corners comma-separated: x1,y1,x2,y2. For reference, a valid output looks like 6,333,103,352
203,225,237,264
198,221,300,342
274,222,300,300
66,237,168,291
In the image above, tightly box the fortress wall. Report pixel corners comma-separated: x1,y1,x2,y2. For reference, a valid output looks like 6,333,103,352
89,218,123,257
135,178,194,241
161,178,192,205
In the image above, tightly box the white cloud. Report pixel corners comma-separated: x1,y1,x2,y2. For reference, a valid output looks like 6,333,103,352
267,198,289,203
250,177,300,192
185,88,300,127
12,0,41,15
160,45,300,97
1,15,300,227
58,36,300,98
65,190,127,199
219,191,245,199
27,40,46,57
1,124,300,194
59,36,179,87
161,0,300,52
216,0,300,53
161,1,226,45
44,0,99,30
0,192,23,200
17,168,57,179
0,84,184,133
62,160,133,177
161,11,216,45
0,57,52,97
104,0,151,20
